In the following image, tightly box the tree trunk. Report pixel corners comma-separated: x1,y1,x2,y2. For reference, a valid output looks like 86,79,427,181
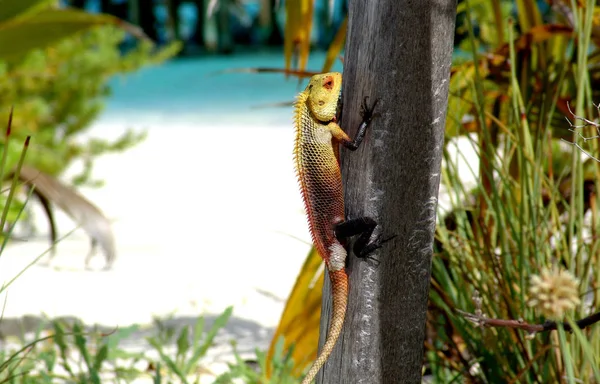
216,0,233,53
166,0,182,41
138,0,158,42
317,1,457,383
70,0,86,9
191,0,205,47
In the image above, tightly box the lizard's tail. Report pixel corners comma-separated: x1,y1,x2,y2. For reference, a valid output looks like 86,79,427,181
301,269,348,384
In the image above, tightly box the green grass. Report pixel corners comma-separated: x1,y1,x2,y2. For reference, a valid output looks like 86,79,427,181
427,1,600,382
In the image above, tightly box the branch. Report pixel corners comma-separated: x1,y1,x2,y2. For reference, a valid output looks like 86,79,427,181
564,101,600,140
561,101,600,162
457,309,600,336
560,138,600,162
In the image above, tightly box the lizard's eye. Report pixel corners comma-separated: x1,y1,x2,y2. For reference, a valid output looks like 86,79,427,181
323,76,334,90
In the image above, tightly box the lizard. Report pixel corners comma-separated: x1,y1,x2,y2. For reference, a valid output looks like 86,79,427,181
294,72,389,384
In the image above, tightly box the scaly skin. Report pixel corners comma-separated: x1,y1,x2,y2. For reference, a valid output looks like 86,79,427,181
294,72,377,384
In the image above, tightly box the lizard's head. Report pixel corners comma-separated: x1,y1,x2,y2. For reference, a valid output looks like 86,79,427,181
306,72,342,122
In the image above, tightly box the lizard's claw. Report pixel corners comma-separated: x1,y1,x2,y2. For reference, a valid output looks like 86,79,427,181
379,233,397,245
356,233,396,260
362,253,381,266
360,96,381,122
360,233,395,266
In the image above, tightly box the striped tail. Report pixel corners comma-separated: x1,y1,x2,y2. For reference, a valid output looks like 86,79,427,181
301,269,349,384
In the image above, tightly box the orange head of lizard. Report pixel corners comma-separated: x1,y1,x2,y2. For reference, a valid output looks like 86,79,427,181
306,72,342,123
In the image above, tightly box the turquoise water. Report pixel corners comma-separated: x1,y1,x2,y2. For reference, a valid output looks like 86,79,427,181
104,50,343,126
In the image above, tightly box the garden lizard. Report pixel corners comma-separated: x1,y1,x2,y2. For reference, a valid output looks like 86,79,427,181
294,72,388,383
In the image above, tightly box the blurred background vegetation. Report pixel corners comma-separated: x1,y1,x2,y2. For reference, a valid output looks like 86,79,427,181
1,0,600,383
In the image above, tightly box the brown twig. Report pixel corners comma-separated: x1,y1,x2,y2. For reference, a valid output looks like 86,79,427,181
564,101,600,140
561,101,600,162
457,308,600,335
208,67,320,78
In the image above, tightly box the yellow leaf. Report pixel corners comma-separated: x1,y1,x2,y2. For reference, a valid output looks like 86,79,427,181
284,0,314,72
0,0,55,24
266,246,324,378
514,0,543,33
0,8,146,60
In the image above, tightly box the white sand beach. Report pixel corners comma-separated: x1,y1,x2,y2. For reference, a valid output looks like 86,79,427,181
1,121,311,324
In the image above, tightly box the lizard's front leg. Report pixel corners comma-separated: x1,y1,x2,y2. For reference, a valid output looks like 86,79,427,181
327,96,380,150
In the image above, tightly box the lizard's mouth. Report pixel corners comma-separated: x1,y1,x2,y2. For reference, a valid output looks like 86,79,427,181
313,114,335,124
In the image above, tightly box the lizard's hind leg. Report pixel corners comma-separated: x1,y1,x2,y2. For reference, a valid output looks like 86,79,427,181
334,217,395,259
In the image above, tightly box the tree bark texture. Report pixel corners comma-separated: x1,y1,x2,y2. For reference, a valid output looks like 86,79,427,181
317,1,457,383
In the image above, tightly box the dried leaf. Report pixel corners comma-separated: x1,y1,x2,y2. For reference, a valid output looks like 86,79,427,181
17,165,116,269
267,246,324,378
284,0,314,72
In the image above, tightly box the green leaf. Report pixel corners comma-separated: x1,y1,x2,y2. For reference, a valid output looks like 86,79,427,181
53,321,67,353
39,349,56,372
0,8,125,59
192,316,205,349
153,362,162,384
73,322,93,370
93,344,108,372
186,307,232,372
176,326,190,361
567,318,600,382
557,324,576,384
0,0,55,23
105,324,140,360
53,320,76,376
147,337,189,384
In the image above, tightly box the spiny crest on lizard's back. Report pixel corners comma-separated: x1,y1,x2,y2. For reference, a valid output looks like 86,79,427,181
293,90,318,248
293,73,340,254
293,90,309,163
292,90,310,188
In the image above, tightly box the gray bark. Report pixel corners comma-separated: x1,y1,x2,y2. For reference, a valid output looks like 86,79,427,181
317,1,457,383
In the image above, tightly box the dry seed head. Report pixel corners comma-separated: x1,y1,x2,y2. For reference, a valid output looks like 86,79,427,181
528,267,581,320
